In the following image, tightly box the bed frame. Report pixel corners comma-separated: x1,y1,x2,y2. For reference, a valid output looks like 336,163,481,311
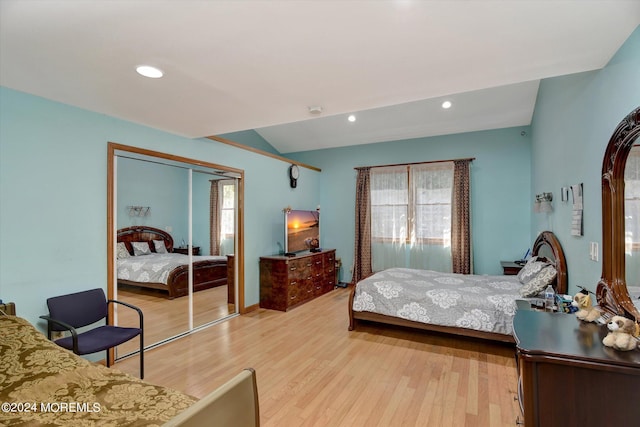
117,226,228,299
348,230,568,343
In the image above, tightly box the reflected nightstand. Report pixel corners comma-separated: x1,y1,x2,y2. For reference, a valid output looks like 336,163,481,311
174,246,200,256
500,261,524,275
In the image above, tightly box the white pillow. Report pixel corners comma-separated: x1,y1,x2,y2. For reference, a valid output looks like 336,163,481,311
132,241,151,256
153,239,167,254
116,242,131,259
519,265,557,298
517,257,547,284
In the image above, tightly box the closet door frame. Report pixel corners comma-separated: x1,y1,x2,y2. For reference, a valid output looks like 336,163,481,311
107,142,245,348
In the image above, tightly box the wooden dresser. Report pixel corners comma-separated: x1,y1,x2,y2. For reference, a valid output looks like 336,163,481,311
513,310,640,426
259,249,336,311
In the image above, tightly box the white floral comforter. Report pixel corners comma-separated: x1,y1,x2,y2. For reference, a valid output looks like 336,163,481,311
117,253,226,285
352,267,522,336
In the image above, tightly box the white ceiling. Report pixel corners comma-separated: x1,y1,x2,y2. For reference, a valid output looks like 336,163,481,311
1,1,638,153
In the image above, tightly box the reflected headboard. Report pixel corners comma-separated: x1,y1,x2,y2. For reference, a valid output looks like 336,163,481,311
531,230,568,295
117,226,174,254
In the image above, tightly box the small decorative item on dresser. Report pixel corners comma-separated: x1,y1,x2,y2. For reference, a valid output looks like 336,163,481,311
544,284,556,312
572,290,602,322
602,316,640,351
555,293,577,313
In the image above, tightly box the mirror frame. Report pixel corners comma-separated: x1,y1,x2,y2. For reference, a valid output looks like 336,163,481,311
597,106,640,320
107,142,245,317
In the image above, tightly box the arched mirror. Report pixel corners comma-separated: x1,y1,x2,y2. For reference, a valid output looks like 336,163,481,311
597,106,640,320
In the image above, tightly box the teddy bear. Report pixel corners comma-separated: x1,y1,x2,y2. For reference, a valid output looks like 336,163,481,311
571,291,602,322
602,315,639,351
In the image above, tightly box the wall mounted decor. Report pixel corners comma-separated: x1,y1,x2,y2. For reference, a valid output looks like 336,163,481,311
571,183,583,236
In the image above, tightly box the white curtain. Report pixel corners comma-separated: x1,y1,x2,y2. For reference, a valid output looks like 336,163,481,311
218,180,236,256
371,166,408,271
370,163,454,272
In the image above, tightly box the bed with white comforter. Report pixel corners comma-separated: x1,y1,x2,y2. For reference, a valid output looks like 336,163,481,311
352,267,522,336
348,231,568,342
117,253,226,285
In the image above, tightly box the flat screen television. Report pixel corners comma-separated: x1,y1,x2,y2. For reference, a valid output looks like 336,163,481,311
285,209,320,254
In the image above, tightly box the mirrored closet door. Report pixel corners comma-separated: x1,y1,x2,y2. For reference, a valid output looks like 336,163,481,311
192,170,238,328
107,143,243,359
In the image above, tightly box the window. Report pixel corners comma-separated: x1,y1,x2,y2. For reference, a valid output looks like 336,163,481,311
371,166,409,242
370,163,453,245
220,181,235,240
412,163,453,245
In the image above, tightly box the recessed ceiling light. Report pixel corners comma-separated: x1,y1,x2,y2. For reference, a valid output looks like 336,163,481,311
348,114,356,122
308,106,323,115
136,65,164,79
441,100,452,109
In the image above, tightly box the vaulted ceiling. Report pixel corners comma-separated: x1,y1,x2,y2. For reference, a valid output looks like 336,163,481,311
1,1,638,153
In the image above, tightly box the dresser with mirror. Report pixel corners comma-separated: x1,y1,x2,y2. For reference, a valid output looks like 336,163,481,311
514,107,640,426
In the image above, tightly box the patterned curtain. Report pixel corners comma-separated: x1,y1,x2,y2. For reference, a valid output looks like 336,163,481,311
451,159,472,274
352,167,372,284
209,180,220,256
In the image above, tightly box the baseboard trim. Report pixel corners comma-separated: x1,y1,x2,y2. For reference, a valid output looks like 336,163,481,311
242,303,260,314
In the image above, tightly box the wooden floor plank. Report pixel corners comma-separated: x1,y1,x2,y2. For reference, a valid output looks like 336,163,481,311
115,287,520,426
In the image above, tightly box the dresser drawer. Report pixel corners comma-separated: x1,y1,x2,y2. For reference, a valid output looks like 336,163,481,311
259,249,337,311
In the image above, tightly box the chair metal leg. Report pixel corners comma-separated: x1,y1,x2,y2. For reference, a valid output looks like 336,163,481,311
139,333,144,379
106,348,111,367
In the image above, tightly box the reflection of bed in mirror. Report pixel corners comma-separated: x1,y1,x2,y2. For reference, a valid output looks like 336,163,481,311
117,226,228,299
348,230,567,343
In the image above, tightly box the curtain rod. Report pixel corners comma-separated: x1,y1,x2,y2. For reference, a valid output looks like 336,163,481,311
354,157,475,170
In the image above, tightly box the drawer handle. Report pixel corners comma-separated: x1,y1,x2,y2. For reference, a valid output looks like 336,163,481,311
290,295,297,300
290,281,297,285
307,289,312,293
290,267,296,271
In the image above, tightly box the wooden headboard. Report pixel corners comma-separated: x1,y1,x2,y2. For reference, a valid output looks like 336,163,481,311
117,226,174,254
531,230,568,295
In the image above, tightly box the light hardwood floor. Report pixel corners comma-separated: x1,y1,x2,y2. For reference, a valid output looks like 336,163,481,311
114,287,521,427
116,285,233,355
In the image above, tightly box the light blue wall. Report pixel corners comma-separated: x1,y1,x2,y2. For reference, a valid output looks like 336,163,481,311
118,158,234,255
0,87,321,329
117,157,189,242
288,126,533,281
530,25,640,296
218,129,282,156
